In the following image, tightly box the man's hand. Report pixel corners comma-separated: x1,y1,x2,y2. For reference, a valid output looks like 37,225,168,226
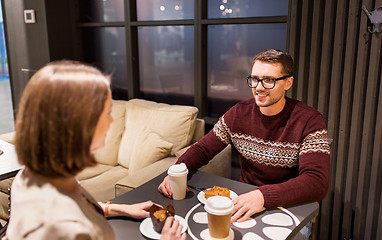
158,175,173,198
231,189,264,222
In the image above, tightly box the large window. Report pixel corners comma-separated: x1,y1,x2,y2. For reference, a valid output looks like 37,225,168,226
78,0,288,123
138,26,194,105
208,0,288,18
81,27,127,99
137,0,194,20
79,0,125,22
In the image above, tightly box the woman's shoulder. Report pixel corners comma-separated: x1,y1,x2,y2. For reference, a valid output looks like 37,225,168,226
10,171,89,223
7,220,94,240
8,172,108,239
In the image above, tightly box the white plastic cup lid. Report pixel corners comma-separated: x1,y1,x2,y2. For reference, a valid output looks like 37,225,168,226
204,196,234,215
168,163,188,176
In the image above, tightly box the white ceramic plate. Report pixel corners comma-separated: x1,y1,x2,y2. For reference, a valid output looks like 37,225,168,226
197,188,238,204
139,215,187,239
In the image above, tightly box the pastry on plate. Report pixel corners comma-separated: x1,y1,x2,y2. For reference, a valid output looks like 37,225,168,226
149,203,175,233
204,186,230,199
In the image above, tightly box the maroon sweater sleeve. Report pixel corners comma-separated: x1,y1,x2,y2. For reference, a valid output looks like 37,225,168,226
257,114,330,208
175,108,234,175
175,128,229,175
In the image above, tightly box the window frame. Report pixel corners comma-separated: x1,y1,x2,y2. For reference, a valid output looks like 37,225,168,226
76,0,289,124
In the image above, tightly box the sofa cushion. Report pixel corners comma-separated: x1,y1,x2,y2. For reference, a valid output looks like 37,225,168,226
118,99,198,168
93,100,126,166
0,190,10,220
75,164,114,181
79,165,130,202
128,127,173,173
0,177,14,194
115,157,177,197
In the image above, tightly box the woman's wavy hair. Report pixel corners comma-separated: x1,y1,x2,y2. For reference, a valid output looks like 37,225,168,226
15,60,110,177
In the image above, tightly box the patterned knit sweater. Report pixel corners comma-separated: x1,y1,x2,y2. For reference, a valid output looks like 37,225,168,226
177,97,330,208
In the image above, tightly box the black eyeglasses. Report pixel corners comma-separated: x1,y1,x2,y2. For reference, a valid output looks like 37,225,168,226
246,75,292,89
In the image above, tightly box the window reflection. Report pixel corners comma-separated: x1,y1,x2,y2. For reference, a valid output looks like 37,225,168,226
137,0,194,20
79,0,124,22
138,26,194,105
207,23,287,117
208,0,288,18
81,27,127,99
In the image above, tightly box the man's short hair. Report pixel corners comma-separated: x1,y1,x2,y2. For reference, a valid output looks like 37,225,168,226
15,60,110,178
253,49,294,76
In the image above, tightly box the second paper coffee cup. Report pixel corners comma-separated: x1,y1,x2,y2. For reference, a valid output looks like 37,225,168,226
167,163,188,200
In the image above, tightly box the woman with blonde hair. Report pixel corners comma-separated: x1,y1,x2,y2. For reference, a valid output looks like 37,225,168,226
5,61,185,240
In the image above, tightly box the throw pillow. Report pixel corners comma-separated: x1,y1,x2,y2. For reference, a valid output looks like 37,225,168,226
118,99,198,168
128,127,173,173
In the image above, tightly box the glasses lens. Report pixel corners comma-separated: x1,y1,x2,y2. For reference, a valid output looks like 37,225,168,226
247,77,255,88
262,79,275,89
251,78,258,88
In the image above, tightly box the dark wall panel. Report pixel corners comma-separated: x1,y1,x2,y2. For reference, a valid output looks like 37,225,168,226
288,0,382,239
2,0,49,109
2,0,78,112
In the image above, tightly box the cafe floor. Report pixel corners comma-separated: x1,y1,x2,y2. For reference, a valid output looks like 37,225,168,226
0,79,14,135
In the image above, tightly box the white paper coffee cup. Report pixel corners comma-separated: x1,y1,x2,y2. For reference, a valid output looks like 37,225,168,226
204,196,233,238
167,163,188,200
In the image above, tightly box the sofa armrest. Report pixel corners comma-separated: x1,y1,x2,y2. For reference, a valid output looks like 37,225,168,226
190,118,205,144
199,144,232,178
173,144,232,178
0,131,15,145
115,157,177,197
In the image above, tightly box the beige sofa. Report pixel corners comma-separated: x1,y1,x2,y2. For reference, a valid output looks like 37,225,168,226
0,98,231,220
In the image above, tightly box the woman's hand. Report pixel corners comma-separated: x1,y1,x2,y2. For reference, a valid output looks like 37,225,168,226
101,201,154,219
160,216,187,240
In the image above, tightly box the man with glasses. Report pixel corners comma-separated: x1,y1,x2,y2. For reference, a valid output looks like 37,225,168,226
159,49,330,239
